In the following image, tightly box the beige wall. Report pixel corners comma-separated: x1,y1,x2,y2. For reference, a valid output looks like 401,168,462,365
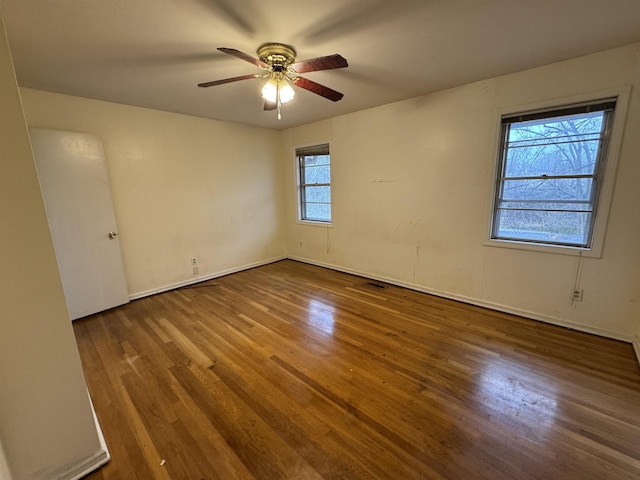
0,10,103,480
13,31,640,347
284,43,640,340
19,43,640,342
20,89,286,297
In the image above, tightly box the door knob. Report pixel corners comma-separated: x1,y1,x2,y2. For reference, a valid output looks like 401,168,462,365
108,231,118,239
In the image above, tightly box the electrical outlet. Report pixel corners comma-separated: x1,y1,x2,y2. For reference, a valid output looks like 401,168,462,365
192,266,199,276
572,289,583,301
191,257,198,266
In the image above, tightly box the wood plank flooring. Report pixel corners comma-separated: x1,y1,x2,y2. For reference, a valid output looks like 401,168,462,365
74,259,640,479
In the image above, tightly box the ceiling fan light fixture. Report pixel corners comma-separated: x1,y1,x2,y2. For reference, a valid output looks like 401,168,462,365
261,75,295,104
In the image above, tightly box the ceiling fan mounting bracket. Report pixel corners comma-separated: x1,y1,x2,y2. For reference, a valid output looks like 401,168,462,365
257,43,297,70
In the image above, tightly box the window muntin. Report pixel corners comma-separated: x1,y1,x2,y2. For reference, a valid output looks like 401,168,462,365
491,100,616,248
297,144,331,223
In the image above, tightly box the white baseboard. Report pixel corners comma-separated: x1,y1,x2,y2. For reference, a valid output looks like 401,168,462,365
129,255,286,300
45,449,109,480
0,440,12,480
45,393,110,480
287,255,634,343
126,254,638,361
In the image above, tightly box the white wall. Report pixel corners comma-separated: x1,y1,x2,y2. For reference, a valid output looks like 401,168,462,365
284,43,640,341
20,89,286,297
0,9,105,480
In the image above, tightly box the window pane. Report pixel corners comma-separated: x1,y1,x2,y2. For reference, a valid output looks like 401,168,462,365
505,141,599,177
495,209,590,246
501,178,593,202
501,201,591,212
305,186,331,203
303,154,330,167
303,165,330,184
304,203,331,222
505,112,603,178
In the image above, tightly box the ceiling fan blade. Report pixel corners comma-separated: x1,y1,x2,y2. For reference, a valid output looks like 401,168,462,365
264,101,277,111
218,47,270,69
292,77,344,102
290,54,348,73
198,74,261,88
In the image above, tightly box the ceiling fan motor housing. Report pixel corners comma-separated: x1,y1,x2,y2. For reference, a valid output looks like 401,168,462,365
257,43,296,72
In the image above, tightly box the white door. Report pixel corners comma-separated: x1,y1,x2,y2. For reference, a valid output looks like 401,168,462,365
30,128,129,320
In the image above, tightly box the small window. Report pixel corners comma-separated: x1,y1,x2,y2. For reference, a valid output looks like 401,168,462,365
491,99,616,249
297,144,331,223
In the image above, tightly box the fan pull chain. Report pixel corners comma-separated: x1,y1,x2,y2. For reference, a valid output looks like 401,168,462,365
276,80,282,120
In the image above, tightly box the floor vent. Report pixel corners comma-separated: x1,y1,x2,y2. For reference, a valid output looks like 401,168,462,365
364,282,387,290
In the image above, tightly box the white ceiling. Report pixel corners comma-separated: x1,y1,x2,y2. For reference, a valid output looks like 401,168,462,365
4,0,640,130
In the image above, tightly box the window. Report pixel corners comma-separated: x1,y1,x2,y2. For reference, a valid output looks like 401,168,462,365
297,144,331,223
491,99,617,249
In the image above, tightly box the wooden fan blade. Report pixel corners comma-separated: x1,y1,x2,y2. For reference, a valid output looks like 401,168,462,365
264,101,277,111
293,77,344,102
218,47,270,69
290,54,348,73
198,74,261,87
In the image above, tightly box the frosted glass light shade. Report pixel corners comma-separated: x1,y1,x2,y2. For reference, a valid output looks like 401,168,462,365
261,78,295,103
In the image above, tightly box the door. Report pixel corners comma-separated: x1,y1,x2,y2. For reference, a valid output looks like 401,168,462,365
30,128,129,320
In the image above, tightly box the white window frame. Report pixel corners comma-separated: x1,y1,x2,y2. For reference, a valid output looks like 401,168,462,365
485,87,630,258
296,143,332,225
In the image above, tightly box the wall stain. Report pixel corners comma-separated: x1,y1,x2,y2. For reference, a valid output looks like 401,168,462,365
413,245,420,281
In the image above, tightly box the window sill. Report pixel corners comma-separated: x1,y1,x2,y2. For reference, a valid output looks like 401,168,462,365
297,219,333,228
483,238,602,258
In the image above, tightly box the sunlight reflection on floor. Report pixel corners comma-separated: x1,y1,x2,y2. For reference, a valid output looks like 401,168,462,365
307,298,336,335
477,359,558,435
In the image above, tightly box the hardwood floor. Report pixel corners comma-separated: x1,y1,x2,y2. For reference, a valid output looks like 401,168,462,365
74,260,640,479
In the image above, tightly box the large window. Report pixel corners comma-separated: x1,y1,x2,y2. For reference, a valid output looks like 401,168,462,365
297,144,331,223
491,99,616,249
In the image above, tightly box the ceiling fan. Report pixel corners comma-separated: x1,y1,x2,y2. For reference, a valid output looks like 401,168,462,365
198,43,348,119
